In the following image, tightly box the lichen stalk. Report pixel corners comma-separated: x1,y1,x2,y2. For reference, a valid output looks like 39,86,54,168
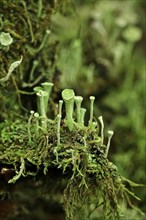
80,108,86,127
105,130,114,158
28,110,34,144
29,60,38,82
57,114,61,146
33,86,42,114
0,56,23,83
41,82,54,112
36,90,48,129
37,29,51,52
62,89,75,131
34,112,39,137
98,116,104,144
58,100,63,115
74,96,83,124
89,96,95,126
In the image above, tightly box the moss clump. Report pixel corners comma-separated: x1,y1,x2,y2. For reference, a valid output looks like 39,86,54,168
0,0,68,120
0,88,143,219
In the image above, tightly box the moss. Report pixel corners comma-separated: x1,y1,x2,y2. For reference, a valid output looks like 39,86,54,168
0,110,143,219
0,0,68,119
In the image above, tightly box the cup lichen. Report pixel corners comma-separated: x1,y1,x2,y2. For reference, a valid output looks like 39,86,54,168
61,89,75,131
0,82,143,220
0,32,13,46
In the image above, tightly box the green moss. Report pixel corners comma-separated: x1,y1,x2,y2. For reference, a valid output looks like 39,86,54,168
0,0,68,119
0,104,143,219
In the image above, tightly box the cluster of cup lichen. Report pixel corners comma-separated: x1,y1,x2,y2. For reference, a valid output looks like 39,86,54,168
0,81,125,219
0,80,143,219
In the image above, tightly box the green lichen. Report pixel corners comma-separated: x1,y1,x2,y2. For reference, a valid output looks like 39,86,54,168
0,86,143,220
0,1,144,219
0,32,13,46
62,89,75,131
